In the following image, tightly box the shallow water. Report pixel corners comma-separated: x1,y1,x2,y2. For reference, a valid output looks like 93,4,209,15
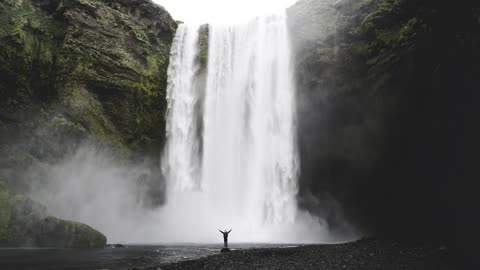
0,244,296,270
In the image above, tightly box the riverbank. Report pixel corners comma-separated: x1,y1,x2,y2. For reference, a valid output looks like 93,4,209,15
152,239,454,270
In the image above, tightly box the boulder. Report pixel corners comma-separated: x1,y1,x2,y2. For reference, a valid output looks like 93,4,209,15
0,184,106,248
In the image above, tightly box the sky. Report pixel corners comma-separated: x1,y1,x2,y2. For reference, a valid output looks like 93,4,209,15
153,0,298,24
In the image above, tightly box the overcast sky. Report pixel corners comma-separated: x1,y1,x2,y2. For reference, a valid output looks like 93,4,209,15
153,0,298,24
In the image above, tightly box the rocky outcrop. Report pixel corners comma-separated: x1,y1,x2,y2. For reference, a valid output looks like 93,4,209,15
196,24,209,72
288,0,480,253
0,0,177,246
0,184,106,248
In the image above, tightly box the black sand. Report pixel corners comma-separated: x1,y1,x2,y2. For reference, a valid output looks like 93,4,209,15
152,239,454,270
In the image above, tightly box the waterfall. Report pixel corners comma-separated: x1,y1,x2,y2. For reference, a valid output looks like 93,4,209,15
202,15,299,226
161,13,328,243
163,24,202,193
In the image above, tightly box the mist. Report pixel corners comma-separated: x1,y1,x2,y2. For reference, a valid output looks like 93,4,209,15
24,142,350,244
156,11,359,243
27,145,162,243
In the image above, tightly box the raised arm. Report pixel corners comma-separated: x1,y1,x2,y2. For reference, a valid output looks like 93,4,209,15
227,229,232,233
219,229,223,234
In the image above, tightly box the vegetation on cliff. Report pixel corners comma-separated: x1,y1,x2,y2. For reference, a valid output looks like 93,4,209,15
0,0,177,155
0,0,177,190
288,0,423,236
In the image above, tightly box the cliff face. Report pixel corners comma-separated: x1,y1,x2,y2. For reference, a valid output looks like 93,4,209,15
0,0,177,246
0,0,176,191
0,0,177,156
288,0,480,256
288,0,420,235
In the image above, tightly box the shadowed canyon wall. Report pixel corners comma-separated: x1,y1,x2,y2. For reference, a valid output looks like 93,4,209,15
288,0,480,264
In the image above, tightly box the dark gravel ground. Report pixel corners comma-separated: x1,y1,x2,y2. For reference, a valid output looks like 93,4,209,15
147,239,456,270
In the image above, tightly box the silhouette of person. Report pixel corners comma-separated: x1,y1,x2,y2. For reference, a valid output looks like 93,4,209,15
219,229,232,248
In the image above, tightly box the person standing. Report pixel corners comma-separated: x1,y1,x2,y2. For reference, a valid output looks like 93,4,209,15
219,229,232,248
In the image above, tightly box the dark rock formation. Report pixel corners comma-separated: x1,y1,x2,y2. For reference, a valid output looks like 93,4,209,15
289,0,424,235
0,184,106,248
288,0,480,266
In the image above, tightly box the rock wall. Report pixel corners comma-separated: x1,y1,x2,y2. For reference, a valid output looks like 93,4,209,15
288,0,480,257
0,0,177,246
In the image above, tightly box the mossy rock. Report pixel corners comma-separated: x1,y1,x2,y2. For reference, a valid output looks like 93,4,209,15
36,217,106,248
0,183,15,242
0,185,106,248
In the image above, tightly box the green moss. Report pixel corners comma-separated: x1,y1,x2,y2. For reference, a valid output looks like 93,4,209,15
353,11,419,66
125,18,150,45
0,184,106,248
1,0,176,162
0,0,66,111
0,0,64,56
78,0,96,8
0,185,14,241
131,54,163,97
376,17,417,46
43,217,107,248
0,186,44,244
61,83,125,149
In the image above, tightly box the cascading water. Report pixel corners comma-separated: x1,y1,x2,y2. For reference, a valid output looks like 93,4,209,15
160,12,329,243
163,24,202,193
202,14,299,226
